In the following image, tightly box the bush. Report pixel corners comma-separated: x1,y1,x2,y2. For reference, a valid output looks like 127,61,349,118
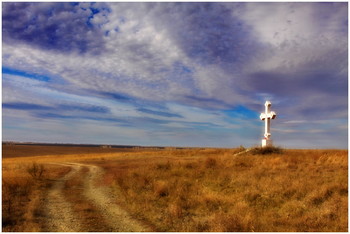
205,157,217,168
26,163,45,179
153,181,169,197
155,161,172,170
251,146,283,155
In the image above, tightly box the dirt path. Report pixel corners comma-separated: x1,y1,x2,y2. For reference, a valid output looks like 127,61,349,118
43,163,83,232
233,148,252,156
44,162,148,232
75,163,148,231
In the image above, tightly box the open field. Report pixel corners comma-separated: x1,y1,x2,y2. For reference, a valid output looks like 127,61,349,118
2,144,348,231
2,144,158,158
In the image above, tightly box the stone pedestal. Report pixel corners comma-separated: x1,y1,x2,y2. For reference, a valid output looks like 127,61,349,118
262,139,273,147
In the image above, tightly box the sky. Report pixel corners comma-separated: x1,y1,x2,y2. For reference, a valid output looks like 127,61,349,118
2,2,348,149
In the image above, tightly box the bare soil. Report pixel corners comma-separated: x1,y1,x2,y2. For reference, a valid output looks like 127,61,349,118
41,162,148,232
43,164,83,231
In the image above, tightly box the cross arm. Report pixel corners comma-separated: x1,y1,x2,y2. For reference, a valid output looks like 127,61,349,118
260,113,266,120
270,111,276,119
260,111,276,120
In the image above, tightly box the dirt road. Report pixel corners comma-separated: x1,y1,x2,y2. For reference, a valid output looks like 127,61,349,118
42,162,148,232
44,163,83,232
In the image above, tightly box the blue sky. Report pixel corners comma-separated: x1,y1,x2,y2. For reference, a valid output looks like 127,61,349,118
2,2,348,148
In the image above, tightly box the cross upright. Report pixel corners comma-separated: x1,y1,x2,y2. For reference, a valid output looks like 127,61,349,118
259,101,276,147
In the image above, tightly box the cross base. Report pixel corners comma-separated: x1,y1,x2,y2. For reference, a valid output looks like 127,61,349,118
262,139,273,147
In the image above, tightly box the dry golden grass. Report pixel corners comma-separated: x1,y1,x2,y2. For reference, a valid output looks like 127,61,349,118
2,161,71,231
2,165,35,231
2,144,156,231
2,145,348,232
99,148,348,232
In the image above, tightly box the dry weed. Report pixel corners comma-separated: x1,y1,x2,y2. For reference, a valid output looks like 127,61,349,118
3,146,347,232
103,148,347,232
2,161,72,231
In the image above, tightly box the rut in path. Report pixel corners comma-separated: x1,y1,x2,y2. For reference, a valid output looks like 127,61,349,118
43,164,83,232
78,163,148,232
44,162,148,232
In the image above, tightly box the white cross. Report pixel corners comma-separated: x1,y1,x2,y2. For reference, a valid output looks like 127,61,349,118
259,101,276,147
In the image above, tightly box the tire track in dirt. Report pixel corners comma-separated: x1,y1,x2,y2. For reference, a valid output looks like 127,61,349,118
43,163,83,232
233,148,252,156
46,162,148,232
72,163,149,232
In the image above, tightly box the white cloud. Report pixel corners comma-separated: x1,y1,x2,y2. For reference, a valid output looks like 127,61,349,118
238,3,347,73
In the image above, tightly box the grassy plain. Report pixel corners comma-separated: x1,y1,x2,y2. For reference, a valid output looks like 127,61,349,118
2,144,348,232
2,144,139,231
2,157,71,231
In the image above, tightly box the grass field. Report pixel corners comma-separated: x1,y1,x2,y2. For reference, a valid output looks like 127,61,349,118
2,144,348,231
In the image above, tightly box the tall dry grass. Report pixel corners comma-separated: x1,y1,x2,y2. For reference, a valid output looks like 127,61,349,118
2,144,146,232
2,161,71,231
2,146,347,232
101,148,348,232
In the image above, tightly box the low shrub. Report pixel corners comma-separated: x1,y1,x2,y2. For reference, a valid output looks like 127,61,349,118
205,157,217,168
251,146,283,155
26,163,45,180
153,181,169,197
155,161,172,170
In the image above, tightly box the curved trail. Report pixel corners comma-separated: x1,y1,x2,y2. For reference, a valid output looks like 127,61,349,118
75,163,147,232
45,162,148,232
233,148,252,156
44,163,83,232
